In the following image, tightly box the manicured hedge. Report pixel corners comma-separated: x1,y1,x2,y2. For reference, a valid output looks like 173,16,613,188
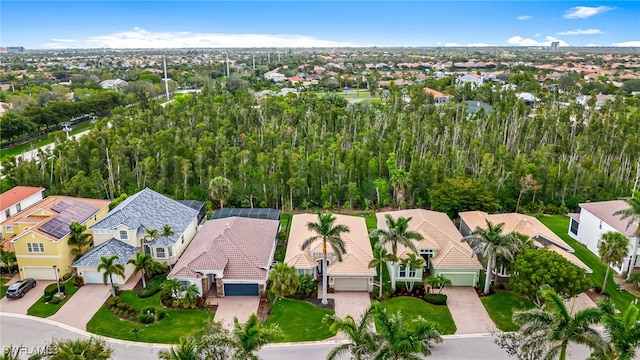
424,293,447,305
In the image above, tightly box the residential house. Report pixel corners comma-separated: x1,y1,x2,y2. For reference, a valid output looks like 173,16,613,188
455,74,484,89
423,87,452,105
1,196,109,280
569,200,639,274
516,92,541,108
285,213,375,292
264,71,286,82
0,186,45,223
459,211,591,277
99,78,128,90
376,209,482,288
168,217,279,297
73,188,199,284
576,94,615,110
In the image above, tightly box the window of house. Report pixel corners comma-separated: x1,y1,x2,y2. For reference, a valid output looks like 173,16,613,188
408,267,417,278
180,280,190,288
297,269,305,276
94,229,111,235
16,203,21,212
599,220,602,230
570,219,579,235
399,265,406,277
156,248,165,258
4,209,10,218
119,230,128,239
168,247,173,257
27,243,45,253
5,226,13,233
181,236,184,244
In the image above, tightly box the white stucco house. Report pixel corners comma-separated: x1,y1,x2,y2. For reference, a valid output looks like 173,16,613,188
569,200,639,274
0,186,45,223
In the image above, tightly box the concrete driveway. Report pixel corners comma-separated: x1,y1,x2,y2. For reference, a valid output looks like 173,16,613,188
48,284,111,330
213,297,259,329
0,278,54,314
325,292,371,323
441,287,497,334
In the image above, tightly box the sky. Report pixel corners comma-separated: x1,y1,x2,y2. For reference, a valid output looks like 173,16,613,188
1,1,639,49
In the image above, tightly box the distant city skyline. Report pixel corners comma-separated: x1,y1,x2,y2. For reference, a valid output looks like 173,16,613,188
2,1,639,49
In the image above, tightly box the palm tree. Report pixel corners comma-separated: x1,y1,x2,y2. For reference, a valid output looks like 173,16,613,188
598,296,640,360
161,224,175,243
181,284,200,309
143,227,159,254
49,337,113,360
230,313,283,360
598,231,630,293
0,249,17,274
209,176,233,209
424,274,452,295
323,307,380,360
302,211,350,305
268,263,301,305
162,278,183,299
614,190,640,281
127,252,155,288
368,246,395,298
370,215,423,290
372,305,443,359
400,253,425,292
158,338,200,360
97,255,125,297
513,288,607,360
67,221,93,259
462,220,519,294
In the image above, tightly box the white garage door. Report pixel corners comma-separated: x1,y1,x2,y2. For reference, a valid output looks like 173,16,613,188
82,271,105,284
23,267,57,280
333,277,368,291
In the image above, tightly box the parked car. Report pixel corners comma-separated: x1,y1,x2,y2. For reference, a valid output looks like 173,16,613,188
5,278,36,299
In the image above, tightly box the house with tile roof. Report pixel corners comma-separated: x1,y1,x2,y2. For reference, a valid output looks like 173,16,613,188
459,211,591,276
423,87,452,105
286,213,376,292
569,200,639,275
376,209,482,288
0,186,45,223
1,196,109,280
73,188,199,284
168,217,279,297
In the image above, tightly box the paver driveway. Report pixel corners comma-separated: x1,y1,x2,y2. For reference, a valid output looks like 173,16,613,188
442,287,497,334
0,278,54,315
48,284,111,330
213,297,259,329
322,292,371,323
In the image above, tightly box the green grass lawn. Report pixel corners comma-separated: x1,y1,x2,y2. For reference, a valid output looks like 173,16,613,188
0,277,10,299
538,215,638,312
0,121,93,160
480,291,535,331
86,290,214,344
377,296,457,335
27,278,80,317
263,298,336,342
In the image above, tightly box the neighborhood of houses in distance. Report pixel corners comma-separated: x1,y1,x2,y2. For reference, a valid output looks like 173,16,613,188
1,185,638,298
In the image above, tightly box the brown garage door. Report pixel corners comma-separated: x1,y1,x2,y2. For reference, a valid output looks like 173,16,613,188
333,277,368,291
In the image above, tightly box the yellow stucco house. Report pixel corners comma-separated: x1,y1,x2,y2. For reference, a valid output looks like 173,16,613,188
1,196,110,280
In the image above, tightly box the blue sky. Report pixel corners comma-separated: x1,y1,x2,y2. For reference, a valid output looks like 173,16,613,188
2,1,639,48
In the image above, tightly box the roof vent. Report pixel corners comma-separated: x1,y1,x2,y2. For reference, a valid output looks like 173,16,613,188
225,223,230,229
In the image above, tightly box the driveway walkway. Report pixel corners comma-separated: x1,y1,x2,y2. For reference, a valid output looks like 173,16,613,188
213,297,259,329
321,292,371,323
48,284,111,330
441,287,497,334
565,292,596,315
0,277,54,315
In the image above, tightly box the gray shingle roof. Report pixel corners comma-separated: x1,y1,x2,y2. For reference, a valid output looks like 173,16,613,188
73,238,137,267
91,188,198,247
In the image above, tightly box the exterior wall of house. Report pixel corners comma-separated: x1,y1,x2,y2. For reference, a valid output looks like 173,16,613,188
174,218,198,259
328,276,374,292
387,261,424,289
175,277,203,295
76,263,135,285
0,192,44,223
14,233,74,279
93,223,138,248
459,219,473,237
431,268,479,287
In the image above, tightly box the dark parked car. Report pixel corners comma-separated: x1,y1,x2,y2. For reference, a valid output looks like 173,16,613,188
5,278,36,299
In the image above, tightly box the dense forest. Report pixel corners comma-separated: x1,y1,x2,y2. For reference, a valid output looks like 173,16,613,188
2,81,639,216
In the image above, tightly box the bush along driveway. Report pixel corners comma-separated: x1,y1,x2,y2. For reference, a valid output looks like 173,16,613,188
26,277,80,318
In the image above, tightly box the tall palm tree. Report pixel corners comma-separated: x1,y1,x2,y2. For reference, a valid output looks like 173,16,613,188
49,337,113,360
67,221,93,259
400,253,425,292
268,263,301,305
368,246,395,298
323,307,380,360
158,338,200,360
370,215,423,290
161,224,175,243
143,227,159,254
614,190,640,281
162,278,183,299
230,313,283,360
598,231,630,293
97,255,125,297
372,305,443,359
302,211,350,305
513,288,607,360
209,176,233,209
462,220,519,294
127,252,155,288
598,296,640,360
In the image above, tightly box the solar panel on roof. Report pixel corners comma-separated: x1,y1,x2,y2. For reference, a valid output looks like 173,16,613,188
211,208,280,220
40,200,100,239
40,217,71,238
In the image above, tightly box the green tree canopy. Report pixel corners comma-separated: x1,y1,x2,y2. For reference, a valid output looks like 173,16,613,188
430,176,498,218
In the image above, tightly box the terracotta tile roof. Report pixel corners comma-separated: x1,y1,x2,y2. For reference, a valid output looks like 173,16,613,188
423,87,451,98
0,186,45,211
285,213,375,276
169,217,279,281
376,209,482,270
580,200,638,237
3,196,110,242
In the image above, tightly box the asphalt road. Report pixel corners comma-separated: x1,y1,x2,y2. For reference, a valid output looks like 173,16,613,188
0,313,601,360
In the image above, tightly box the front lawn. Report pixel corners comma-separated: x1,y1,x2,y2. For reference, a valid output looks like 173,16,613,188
263,298,336,342
377,296,456,335
86,290,214,343
480,291,535,331
538,215,639,312
27,278,80,317
0,277,10,299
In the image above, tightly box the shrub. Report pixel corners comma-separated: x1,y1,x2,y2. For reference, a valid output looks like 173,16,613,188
50,296,61,304
138,313,155,324
424,293,448,305
44,283,59,296
62,273,72,281
107,296,120,308
74,276,84,287
157,310,168,320
140,306,156,315
43,294,53,302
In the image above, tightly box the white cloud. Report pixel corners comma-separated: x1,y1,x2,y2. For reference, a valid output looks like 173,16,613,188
517,15,532,21
444,42,497,47
563,6,612,19
507,35,570,47
41,27,363,49
49,38,75,43
612,40,640,47
534,33,542,38
586,44,601,47
557,29,603,35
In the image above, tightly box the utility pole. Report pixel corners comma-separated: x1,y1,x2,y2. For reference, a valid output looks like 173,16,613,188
163,54,170,100
268,51,270,64
226,53,230,77
253,52,255,70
